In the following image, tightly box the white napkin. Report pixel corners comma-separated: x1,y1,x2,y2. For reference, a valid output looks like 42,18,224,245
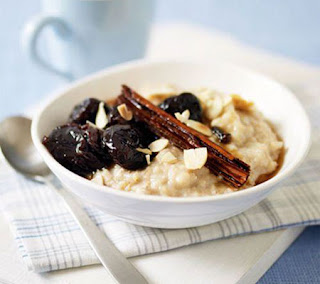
1,23,320,273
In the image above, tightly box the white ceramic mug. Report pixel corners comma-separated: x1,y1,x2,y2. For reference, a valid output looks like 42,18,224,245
22,0,154,80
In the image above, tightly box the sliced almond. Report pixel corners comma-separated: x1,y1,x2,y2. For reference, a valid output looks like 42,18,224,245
174,109,190,123
145,154,151,165
182,109,190,120
186,119,212,136
160,151,178,164
117,103,133,121
136,147,152,155
149,138,169,152
183,148,208,170
174,112,184,122
95,102,108,128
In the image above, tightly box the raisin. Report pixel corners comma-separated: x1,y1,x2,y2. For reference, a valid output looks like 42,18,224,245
212,126,231,144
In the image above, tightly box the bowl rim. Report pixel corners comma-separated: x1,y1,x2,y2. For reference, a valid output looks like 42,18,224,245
31,58,312,203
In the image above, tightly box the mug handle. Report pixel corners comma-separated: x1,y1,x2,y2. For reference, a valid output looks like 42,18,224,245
22,14,74,80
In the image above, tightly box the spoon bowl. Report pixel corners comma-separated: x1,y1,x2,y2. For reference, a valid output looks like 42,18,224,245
0,116,51,181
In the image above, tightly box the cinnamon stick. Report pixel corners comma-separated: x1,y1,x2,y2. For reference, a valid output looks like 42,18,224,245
119,85,250,188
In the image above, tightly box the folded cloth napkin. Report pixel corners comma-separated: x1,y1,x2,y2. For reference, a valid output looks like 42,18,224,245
0,83,319,273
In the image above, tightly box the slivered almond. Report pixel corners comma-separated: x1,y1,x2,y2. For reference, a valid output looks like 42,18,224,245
174,112,184,123
174,109,190,123
117,103,133,121
149,138,169,152
95,102,108,128
186,120,212,136
146,154,151,165
136,147,152,155
160,151,178,164
184,148,208,170
182,109,190,121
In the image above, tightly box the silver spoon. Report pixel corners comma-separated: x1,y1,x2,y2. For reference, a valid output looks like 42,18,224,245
0,116,147,284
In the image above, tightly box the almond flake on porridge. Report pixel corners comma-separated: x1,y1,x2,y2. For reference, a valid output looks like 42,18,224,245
136,148,152,155
159,151,178,164
186,119,212,136
184,148,208,170
149,138,169,152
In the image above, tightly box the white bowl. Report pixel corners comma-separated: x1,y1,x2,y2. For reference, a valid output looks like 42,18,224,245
32,60,311,228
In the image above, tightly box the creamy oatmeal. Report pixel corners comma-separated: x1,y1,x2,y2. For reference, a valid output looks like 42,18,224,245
91,86,283,197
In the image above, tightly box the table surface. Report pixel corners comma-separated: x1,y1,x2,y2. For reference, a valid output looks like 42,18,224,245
1,1,320,283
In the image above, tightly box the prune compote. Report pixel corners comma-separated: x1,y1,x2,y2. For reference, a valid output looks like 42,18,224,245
107,106,128,126
68,98,110,125
101,124,155,170
42,123,112,177
159,92,203,121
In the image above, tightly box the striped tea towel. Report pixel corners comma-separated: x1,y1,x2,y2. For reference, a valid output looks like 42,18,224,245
0,85,319,273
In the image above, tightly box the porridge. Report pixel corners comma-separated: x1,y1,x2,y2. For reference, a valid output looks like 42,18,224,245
43,84,283,197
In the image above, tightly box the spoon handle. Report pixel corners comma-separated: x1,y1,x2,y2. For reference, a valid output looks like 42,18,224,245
45,178,148,284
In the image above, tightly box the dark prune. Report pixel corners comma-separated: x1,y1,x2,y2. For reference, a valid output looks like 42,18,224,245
107,107,158,143
134,121,158,146
159,92,203,121
68,98,110,125
101,124,150,170
42,123,112,177
212,126,231,144
81,124,112,165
